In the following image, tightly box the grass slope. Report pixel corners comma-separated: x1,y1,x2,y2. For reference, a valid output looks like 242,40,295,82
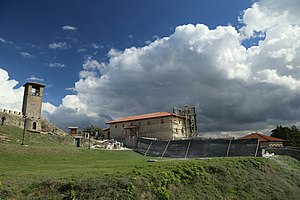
0,125,300,199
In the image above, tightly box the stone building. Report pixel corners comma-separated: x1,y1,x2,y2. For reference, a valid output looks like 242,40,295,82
0,82,65,135
22,82,45,131
106,111,195,141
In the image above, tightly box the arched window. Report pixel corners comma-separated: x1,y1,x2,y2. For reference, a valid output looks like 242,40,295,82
1,116,6,125
33,122,37,130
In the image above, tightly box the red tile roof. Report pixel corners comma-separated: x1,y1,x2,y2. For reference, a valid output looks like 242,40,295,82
239,133,284,142
106,112,183,124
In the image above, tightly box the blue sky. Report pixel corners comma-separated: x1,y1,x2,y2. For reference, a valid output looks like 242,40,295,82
1,0,300,137
0,0,252,105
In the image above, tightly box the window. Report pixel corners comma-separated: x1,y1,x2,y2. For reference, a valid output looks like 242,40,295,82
115,125,117,128
31,87,40,96
147,121,150,125
130,122,133,126
33,122,37,130
122,124,124,127
138,122,141,126
161,119,164,124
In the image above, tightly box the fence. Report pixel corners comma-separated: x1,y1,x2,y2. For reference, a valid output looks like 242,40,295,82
136,137,261,158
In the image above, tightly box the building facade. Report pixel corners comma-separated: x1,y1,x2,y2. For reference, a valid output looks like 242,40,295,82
106,112,192,141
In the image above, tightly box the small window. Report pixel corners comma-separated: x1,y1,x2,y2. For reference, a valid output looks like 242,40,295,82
115,125,117,128
33,122,37,130
138,122,141,126
161,119,164,124
122,124,124,127
175,128,178,133
130,122,133,126
147,121,150,125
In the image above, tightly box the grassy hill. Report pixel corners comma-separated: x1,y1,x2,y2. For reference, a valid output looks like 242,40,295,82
0,125,300,199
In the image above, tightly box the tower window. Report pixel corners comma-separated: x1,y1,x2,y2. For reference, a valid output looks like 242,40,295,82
31,87,40,96
33,122,37,130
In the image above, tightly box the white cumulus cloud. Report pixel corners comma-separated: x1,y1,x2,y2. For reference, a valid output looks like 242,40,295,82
0,68,24,111
3,0,300,135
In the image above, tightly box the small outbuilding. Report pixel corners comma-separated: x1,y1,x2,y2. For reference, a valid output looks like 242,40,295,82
239,133,284,148
68,126,78,135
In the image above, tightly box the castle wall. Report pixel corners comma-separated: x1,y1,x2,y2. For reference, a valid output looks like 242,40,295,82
41,118,66,135
0,109,24,128
0,108,66,135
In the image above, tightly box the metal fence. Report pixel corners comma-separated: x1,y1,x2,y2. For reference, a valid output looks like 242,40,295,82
136,137,261,158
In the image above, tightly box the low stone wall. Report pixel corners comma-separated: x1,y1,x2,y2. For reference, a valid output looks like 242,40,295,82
41,118,66,135
266,147,300,160
136,137,261,158
0,108,66,135
0,109,24,128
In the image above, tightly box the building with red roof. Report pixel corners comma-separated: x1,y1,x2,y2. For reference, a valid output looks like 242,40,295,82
239,133,284,148
105,110,194,141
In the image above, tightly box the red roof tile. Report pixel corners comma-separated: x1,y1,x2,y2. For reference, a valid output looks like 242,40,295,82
106,112,183,124
239,133,284,142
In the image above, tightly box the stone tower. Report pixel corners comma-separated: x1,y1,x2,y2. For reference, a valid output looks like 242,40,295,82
22,82,46,131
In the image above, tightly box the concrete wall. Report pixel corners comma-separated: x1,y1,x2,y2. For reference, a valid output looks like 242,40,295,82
136,137,261,158
109,116,188,141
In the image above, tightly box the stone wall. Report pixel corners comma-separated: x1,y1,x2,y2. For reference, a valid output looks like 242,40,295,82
41,118,66,135
0,108,66,135
0,108,24,128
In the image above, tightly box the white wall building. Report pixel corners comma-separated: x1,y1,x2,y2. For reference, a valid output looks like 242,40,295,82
105,112,191,140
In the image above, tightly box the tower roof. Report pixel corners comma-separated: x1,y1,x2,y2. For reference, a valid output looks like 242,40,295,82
23,82,46,87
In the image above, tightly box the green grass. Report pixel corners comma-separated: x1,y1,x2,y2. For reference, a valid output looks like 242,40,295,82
1,125,300,199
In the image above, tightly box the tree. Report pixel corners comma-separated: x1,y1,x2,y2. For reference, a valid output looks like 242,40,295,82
82,125,103,139
271,125,300,147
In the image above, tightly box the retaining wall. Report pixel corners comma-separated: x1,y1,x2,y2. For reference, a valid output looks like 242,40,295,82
136,137,261,158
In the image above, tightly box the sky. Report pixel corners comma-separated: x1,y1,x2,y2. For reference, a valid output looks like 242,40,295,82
1,0,300,138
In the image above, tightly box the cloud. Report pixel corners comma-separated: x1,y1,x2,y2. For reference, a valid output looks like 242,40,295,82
0,37,7,43
239,0,300,37
0,68,24,111
27,75,44,82
41,0,300,133
77,48,87,53
48,42,71,50
0,36,13,44
62,25,78,31
20,51,35,59
3,0,300,136
48,63,66,68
